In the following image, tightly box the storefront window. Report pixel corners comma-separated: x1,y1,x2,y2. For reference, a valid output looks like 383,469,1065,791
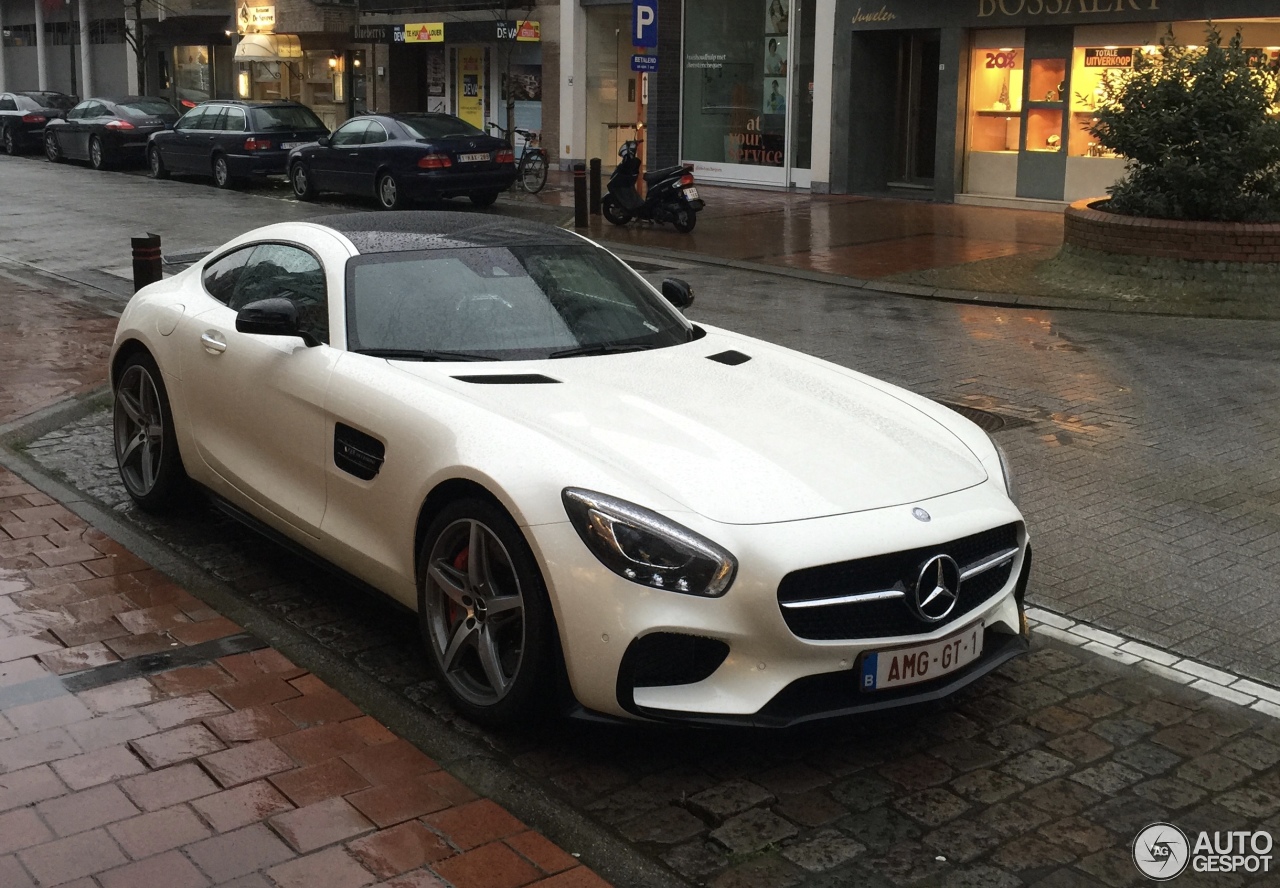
964,31,1023,196
682,0,787,180
173,46,212,109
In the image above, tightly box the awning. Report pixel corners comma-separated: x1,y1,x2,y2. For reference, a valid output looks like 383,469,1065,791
234,33,303,61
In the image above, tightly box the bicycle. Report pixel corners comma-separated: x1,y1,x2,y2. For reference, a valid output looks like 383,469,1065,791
488,122,547,194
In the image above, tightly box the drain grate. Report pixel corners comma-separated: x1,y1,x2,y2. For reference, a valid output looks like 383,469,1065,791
934,401,1034,433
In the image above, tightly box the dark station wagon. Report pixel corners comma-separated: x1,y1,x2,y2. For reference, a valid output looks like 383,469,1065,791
148,99,329,188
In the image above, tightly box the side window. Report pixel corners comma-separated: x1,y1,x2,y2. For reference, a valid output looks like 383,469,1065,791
231,244,329,344
201,246,253,305
330,120,369,147
223,107,246,132
84,102,107,118
362,122,388,145
176,106,204,131
0,96,15,112
67,102,90,120
207,107,228,131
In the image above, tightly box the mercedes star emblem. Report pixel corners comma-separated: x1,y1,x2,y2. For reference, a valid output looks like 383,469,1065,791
912,507,931,522
913,555,961,622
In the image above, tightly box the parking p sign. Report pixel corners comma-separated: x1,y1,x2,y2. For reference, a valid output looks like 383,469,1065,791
632,0,657,49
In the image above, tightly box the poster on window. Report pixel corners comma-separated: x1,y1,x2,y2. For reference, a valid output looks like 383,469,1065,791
505,64,541,102
763,36,787,76
766,0,788,35
457,47,486,129
426,48,446,98
763,78,786,115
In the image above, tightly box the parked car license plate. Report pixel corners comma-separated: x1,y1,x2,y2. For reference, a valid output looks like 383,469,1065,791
458,152,490,163
281,142,306,150
684,187,699,200
859,622,983,691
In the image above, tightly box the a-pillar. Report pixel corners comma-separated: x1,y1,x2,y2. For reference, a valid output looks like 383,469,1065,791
34,0,48,90
78,0,92,97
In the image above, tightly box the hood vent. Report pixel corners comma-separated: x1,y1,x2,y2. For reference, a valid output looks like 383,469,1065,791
706,350,752,366
452,374,561,385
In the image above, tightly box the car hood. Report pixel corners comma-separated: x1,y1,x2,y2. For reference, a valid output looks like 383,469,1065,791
394,330,989,525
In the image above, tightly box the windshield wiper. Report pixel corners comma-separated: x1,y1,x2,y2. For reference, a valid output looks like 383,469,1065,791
549,343,656,359
354,348,498,362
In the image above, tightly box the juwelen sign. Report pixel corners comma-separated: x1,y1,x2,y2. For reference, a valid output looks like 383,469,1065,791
633,0,658,50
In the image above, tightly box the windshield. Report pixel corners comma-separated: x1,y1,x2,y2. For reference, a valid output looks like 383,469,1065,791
398,115,484,140
19,92,75,110
252,105,326,132
119,99,179,120
345,245,691,361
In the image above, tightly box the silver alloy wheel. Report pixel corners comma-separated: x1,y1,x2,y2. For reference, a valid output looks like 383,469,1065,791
2,127,14,155
424,518,527,706
90,137,103,169
292,164,307,195
379,174,397,208
149,147,162,176
45,131,59,161
214,156,229,187
113,363,166,498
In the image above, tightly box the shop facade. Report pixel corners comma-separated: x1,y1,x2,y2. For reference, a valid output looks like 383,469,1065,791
828,0,1280,204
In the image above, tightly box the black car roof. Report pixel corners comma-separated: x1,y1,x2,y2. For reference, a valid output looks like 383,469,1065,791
312,212,584,254
200,99,308,108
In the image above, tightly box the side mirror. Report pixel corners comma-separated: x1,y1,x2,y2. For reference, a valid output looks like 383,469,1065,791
661,278,694,310
316,134,332,148
236,297,316,345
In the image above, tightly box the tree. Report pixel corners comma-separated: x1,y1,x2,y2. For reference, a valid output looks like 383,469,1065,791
1087,24,1280,222
121,0,168,95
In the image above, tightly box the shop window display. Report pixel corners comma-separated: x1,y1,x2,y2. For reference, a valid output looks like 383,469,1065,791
964,33,1024,196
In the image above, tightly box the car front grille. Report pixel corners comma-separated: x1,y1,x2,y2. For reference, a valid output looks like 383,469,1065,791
777,523,1020,641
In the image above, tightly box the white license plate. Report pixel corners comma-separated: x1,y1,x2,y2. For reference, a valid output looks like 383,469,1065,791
458,152,490,163
684,187,699,200
281,142,306,150
860,622,983,691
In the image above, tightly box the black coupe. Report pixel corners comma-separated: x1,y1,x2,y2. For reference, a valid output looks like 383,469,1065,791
44,96,179,169
0,91,76,155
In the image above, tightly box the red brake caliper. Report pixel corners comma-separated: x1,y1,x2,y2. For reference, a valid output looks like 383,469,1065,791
448,547,470,625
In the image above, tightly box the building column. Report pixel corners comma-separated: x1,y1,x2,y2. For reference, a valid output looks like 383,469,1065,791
810,0,837,192
558,0,586,169
34,0,48,90
124,15,138,92
0,0,9,93
78,0,92,97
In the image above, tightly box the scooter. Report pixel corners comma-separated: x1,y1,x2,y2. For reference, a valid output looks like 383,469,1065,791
602,140,704,233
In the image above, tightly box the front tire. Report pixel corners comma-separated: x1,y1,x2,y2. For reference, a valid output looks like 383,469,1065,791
147,146,169,180
89,136,109,171
212,154,235,189
291,162,316,201
418,498,558,727
376,172,405,210
469,190,500,208
45,131,63,163
113,352,189,513
602,194,632,226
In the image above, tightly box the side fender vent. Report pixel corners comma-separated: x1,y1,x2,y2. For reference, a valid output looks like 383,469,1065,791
452,374,562,385
707,350,751,366
334,423,386,481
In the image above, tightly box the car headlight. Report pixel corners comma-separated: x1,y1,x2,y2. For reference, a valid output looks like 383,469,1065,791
993,439,1018,504
562,488,737,597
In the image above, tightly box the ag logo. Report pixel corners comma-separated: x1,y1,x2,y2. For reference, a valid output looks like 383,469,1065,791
1133,822,1190,880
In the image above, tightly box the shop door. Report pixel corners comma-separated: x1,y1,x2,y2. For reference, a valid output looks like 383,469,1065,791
892,33,940,188
456,46,487,130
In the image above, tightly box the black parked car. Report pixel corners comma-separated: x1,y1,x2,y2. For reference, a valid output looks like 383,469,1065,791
44,96,179,169
287,113,517,210
148,100,329,189
0,91,76,155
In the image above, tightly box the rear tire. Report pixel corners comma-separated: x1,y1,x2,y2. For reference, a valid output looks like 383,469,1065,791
673,206,697,233
45,131,63,163
290,162,316,201
2,126,17,156
113,352,189,513
469,190,500,208
376,172,405,210
147,146,169,180
89,136,109,171
519,153,547,194
602,194,632,226
212,154,235,189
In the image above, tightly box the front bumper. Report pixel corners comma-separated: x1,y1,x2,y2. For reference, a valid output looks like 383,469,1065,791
527,480,1030,724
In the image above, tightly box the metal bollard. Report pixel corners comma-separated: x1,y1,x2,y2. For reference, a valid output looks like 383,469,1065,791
573,163,588,228
131,233,163,293
589,158,602,216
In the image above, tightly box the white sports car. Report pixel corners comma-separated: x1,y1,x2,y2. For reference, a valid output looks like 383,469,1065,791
109,213,1031,727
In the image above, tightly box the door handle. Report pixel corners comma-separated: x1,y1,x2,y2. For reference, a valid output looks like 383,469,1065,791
200,331,227,354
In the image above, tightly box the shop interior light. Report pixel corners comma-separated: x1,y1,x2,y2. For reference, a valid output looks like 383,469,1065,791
353,57,361,68
998,47,1014,52
237,71,250,98
328,54,339,69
